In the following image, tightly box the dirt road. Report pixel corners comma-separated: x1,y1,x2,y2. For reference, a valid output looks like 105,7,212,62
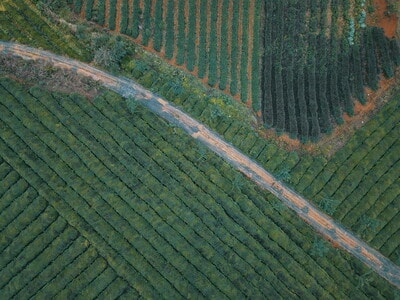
1,41,399,289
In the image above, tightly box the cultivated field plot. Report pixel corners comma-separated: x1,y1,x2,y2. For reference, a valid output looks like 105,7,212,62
120,38,400,264
262,1,400,140
71,0,400,140
73,0,263,109
290,91,400,265
1,77,396,298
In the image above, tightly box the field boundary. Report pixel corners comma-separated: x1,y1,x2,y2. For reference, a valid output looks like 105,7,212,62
1,40,399,289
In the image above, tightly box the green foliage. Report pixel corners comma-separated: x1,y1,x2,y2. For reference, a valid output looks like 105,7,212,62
207,0,218,86
0,0,91,61
229,4,239,95
153,0,164,52
176,0,186,66
85,0,94,20
120,0,129,34
310,237,330,257
294,90,400,262
97,0,105,25
218,0,229,91
251,0,263,112
261,0,399,140
91,35,128,70
73,0,83,13
318,197,340,215
64,0,263,110
141,0,152,46
1,76,397,298
239,1,249,102
197,0,208,79
108,0,117,30
131,0,141,39
186,0,197,71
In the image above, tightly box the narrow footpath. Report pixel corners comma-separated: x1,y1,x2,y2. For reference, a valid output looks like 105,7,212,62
1,41,399,289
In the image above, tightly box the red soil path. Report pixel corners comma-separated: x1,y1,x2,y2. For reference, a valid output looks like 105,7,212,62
2,41,399,289
115,0,122,33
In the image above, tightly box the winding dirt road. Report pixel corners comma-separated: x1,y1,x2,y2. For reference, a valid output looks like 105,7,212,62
1,41,399,289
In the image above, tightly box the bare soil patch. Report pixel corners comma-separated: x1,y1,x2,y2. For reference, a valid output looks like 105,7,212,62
105,0,110,28
367,0,398,38
115,0,122,32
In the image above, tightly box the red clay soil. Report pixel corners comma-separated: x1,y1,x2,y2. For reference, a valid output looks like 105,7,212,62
367,0,398,38
115,0,122,33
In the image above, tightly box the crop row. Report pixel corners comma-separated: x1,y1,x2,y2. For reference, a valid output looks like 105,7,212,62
2,83,274,298
0,194,135,300
1,78,396,296
1,86,168,298
0,137,142,299
125,55,297,174
40,91,314,298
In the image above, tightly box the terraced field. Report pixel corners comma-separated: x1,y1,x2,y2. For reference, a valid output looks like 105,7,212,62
118,36,400,264
1,77,397,297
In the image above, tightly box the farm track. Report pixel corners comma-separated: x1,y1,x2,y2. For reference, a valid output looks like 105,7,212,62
1,41,399,289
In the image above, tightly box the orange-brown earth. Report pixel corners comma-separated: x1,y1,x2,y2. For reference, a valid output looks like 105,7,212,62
367,0,398,38
115,0,122,33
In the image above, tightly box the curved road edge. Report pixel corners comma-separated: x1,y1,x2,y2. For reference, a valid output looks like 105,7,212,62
1,41,399,289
